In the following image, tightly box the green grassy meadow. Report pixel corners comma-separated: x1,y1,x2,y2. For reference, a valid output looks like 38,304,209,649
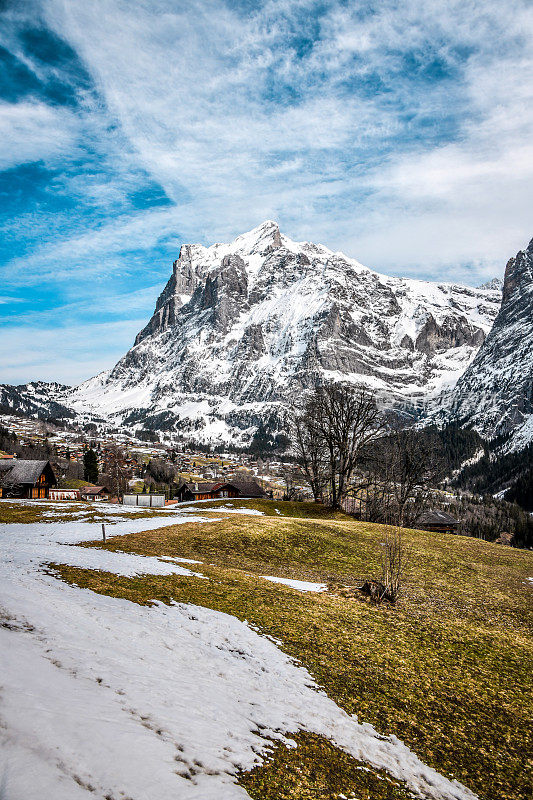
46,498,532,800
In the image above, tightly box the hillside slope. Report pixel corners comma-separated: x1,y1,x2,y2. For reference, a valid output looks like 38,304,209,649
47,497,533,800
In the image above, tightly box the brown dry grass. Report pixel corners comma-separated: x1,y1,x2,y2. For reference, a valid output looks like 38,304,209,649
51,499,533,800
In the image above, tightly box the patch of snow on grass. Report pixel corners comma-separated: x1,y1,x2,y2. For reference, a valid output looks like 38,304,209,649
179,501,264,516
260,575,328,593
0,512,478,800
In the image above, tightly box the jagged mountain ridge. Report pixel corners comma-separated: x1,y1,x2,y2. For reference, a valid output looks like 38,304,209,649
0,381,75,421
1,222,504,444
443,237,533,450
67,221,501,441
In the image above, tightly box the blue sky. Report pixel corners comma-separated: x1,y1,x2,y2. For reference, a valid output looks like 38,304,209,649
1,0,532,385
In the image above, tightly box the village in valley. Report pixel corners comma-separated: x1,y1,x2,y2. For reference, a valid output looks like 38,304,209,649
0,398,529,544
0,410,300,503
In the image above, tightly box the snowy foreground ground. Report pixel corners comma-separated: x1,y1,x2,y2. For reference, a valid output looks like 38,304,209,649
0,501,478,800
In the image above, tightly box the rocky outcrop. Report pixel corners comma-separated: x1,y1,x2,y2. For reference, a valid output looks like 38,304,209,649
235,324,266,361
415,315,485,355
134,245,202,344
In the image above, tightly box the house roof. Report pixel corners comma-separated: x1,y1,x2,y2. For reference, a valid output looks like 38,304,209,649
225,480,266,498
0,459,50,486
416,510,459,526
181,482,219,494
178,480,266,498
81,486,109,495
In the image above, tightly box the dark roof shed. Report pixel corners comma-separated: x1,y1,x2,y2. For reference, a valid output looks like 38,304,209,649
416,510,459,526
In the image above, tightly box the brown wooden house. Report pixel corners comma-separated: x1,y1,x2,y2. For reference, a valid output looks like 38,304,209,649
415,510,459,534
175,482,239,502
175,479,266,503
0,459,57,499
227,479,267,499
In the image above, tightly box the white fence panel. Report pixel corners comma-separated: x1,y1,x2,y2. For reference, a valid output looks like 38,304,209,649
123,494,165,508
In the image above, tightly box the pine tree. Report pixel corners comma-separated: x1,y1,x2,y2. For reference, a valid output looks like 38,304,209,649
83,449,99,484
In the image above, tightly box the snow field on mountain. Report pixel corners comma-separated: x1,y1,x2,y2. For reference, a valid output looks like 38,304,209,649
35,221,501,445
0,507,480,800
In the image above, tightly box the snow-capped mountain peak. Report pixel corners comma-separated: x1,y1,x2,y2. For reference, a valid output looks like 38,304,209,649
54,222,500,444
4,222,520,447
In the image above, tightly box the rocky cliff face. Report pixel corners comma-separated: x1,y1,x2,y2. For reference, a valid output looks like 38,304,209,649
61,221,500,443
2,222,511,446
444,237,533,449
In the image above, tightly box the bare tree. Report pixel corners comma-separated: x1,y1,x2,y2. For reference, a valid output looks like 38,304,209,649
104,445,128,500
146,458,175,484
281,465,305,500
358,526,409,604
146,458,176,498
293,384,383,509
380,526,409,602
364,425,444,526
293,406,328,502
391,427,445,525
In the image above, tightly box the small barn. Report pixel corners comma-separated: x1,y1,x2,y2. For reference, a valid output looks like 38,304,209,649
226,479,267,499
0,459,57,499
174,482,240,502
80,486,111,501
416,510,459,534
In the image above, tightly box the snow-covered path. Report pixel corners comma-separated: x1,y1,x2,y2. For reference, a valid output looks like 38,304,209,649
0,505,478,800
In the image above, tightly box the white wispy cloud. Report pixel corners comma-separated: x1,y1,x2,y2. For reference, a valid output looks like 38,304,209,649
2,206,181,285
38,0,533,273
5,284,163,328
0,100,80,170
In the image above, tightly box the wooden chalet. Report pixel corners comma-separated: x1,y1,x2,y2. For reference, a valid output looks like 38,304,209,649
227,479,267,499
175,479,266,503
175,482,239,502
0,459,56,499
415,510,459,534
